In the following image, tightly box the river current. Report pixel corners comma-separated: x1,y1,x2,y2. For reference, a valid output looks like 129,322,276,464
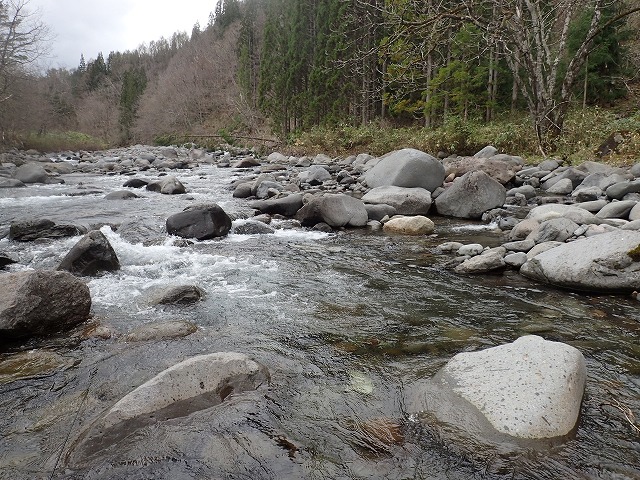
0,163,639,479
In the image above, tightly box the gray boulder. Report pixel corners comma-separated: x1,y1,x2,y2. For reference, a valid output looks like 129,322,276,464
298,165,332,186
435,335,586,439
9,219,86,242
541,167,587,190
362,186,432,215
122,178,148,188
105,190,140,200
232,220,276,235
364,203,397,221
526,204,601,225
363,148,445,191
296,194,368,228
255,180,283,199
443,157,517,184
520,230,640,292
454,248,506,274
0,270,91,340
606,179,640,200
232,182,254,198
249,194,304,217
146,176,186,195
545,178,574,195
166,204,232,240
0,178,25,188
473,145,498,158
528,218,579,244
435,171,506,219
58,230,120,276
595,200,637,219
14,163,49,184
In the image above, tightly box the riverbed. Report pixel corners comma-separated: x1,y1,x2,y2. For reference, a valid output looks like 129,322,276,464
0,160,639,479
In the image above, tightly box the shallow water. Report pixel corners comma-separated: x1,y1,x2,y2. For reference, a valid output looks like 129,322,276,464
0,164,639,479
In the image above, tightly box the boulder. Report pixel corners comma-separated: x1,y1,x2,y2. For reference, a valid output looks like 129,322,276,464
0,252,18,269
506,185,536,199
232,220,276,235
526,204,600,225
255,180,283,199
528,218,579,244
296,194,368,228
473,145,498,158
233,157,261,168
14,163,49,184
435,171,506,219
0,178,25,188
382,216,435,235
364,203,397,221
57,230,120,276
9,219,86,242
232,182,254,199
363,148,445,191
504,252,528,268
541,167,587,190
606,180,640,200
595,200,637,219
0,270,91,340
545,178,574,195
520,230,640,292
435,335,586,438
249,194,304,217
122,178,148,188
146,176,186,195
166,204,232,240
443,157,517,184
454,248,506,274
362,186,432,215
298,165,332,186
150,285,204,306
105,190,140,200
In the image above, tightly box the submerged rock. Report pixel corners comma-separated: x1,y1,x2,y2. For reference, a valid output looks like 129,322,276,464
0,270,91,341
124,320,198,342
57,230,120,276
150,285,204,306
0,349,74,384
436,335,585,439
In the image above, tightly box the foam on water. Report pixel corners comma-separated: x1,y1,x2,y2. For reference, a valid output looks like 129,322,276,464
450,221,500,232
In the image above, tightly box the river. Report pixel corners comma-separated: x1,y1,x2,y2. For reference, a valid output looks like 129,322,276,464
0,162,639,479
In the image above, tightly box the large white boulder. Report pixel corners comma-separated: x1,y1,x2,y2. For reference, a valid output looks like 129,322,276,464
363,148,445,191
520,229,640,292
437,335,586,439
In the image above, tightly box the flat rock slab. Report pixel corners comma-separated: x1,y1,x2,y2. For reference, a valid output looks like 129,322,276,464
437,335,586,439
520,229,640,292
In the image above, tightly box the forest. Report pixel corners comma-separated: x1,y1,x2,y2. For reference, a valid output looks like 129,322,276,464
1,0,639,158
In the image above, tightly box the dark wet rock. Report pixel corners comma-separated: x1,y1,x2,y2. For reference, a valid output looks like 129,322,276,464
0,349,75,384
363,148,445,191
124,320,198,342
249,194,304,217
233,182,254,198
57,230,120,276
105,190,140,200
0,252,18,269
232,220,276,235
150,285,204,306
166,204,232,240
122,178,149,188
233,157,261,168
362,186,432,215
382,216,434,235
521,230,640,292
296,194,368,228
435,171,506,219
146,176,186,194
0,270,91,341
364,203,397,221
9,219,86,242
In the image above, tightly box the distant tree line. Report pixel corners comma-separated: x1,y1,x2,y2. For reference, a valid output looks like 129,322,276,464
0,0,638,151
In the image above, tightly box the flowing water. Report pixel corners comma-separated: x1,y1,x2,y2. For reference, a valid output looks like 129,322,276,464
0,164,639,479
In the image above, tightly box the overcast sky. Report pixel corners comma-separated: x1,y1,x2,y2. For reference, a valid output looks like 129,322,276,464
28,0,215,69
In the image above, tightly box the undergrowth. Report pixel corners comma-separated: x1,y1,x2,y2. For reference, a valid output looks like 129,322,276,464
11,131,108,152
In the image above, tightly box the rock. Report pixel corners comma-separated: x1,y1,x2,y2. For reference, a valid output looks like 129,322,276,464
506,185,536,199
166,204,232,240
122,178,148,188
0,252,18,269
77,352,269,453
0,349,74,384
382,216,435,235
473,145,498,158
502,239,535,252
435,241,463,253
538,158,561,171
105,190,140,200
9,219,86,242
146,176,186,194
606,179,640,200
526,241,563,259
361,186,432,215
232,182,254,199
504,252,528,268
575,199,609,212
571,186,603,202
255,180,283,199
596,200,637,219
541,167,587,191
298,165,332,186
520,230,640,292
508,218,540,241
545,178,574,195
528,218,579,244
364,203,397,222
363,148,445,191
124,320,198,342
267,152,288,163
232,220,276,235
526,204,600,225
14,163,49,183
0,270,91,340
435,171,506,219
249,194,304,217
296,194,368,228
443,157,517,184
150,285,204,306
0,177,25,188
57,230,120,276
629,203,640,221
435,335,586,438
233,157,261,168
457,244,484,256
454,248,506,274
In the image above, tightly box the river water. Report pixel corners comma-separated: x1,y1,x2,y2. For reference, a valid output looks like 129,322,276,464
0,163,639,479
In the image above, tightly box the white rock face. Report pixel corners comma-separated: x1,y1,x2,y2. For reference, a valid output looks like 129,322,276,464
437,335,586,439
103,352,269,430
